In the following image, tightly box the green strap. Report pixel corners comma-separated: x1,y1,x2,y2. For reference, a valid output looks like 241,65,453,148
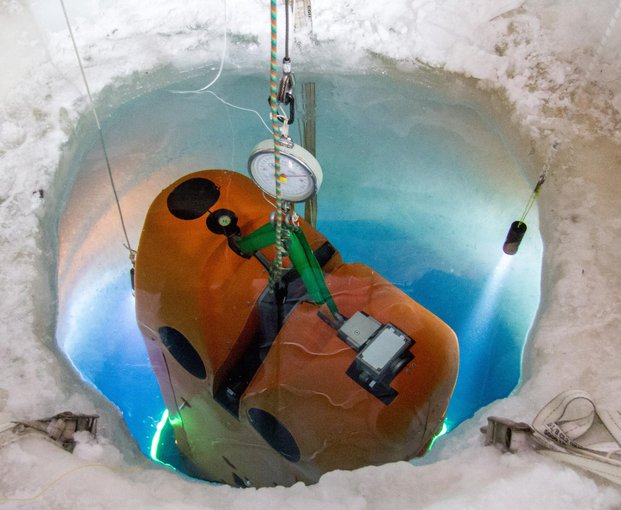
235,223,277,253
288,229,340,317
236,223,339,316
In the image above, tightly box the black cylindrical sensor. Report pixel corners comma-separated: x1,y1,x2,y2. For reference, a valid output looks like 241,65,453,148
503,221,527,255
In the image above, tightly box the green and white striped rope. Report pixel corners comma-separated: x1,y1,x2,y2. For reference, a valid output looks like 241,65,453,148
270,0,286,284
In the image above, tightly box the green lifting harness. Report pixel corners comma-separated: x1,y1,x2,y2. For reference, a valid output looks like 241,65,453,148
236,223,340,318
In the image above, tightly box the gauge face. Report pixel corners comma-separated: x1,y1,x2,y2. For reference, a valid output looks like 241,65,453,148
248,141,323,202
250,152,314,202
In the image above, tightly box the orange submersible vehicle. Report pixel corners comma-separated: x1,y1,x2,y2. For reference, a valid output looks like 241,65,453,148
53,0,456,488
134,135,459,487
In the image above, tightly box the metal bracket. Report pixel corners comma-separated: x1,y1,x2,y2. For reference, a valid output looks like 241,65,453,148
8,412,99,452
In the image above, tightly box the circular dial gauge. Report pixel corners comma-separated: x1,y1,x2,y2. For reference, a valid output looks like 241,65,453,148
248,140,323,202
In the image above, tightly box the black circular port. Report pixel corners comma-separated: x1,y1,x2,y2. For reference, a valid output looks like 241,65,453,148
159,326,206,380
247,408,300,462
167,177,220,220
206,209,241,237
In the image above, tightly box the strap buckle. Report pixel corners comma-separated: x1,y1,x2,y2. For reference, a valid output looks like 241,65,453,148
481,416,533,453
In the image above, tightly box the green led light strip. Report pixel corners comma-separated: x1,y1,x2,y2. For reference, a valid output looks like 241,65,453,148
150,408,177,470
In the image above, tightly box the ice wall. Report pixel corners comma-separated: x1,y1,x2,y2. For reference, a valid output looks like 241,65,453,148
1,0,620,508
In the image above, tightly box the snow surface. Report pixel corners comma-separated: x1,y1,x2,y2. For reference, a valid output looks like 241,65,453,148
1,0,621,508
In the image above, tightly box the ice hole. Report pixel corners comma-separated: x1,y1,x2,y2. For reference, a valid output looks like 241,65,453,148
55,68,542,473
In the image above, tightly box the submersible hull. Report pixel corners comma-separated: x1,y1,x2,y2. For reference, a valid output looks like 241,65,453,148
134,169,458,487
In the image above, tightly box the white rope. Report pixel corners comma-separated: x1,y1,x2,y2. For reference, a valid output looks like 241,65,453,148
196,90,272,134
169,0,272,135
170,0,227,94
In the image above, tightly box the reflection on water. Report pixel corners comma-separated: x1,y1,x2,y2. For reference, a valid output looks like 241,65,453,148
56,70,542,467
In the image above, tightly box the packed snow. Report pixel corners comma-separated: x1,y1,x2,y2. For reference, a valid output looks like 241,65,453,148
1,0,621,508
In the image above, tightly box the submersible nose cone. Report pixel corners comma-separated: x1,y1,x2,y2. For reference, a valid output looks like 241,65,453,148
503,221,527,255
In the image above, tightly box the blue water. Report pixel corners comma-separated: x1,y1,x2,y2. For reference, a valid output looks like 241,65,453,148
56,69,541,466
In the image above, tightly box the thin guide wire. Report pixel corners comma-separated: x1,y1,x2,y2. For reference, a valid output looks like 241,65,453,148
59,0,135,262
